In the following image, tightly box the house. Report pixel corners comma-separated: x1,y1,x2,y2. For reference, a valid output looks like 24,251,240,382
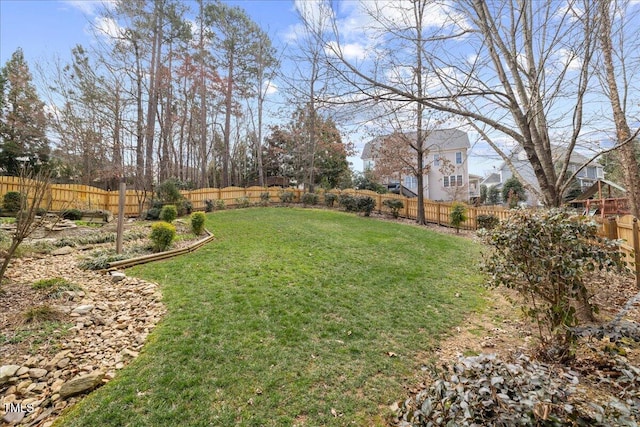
361,129,472,202
481,145,605,205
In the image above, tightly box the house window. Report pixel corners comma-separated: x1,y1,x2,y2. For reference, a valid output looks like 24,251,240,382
445,175,463,187
443,176,449,187
586,166,597,179
455,152,462,164
404,175,417,188
457,175,463,186
433,154,440,167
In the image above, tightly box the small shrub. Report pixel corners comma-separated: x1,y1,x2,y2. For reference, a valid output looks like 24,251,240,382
150,221,176,252
215,199,225,210
338,194,358,212
450,203,467,233
301,193,319,206
182,200,193,215
235,196,251,208
260,192,270,206
144,208,161,220
204,199,214,213
160,205,178,223
3,191,24,213
156,178,185,205
383,199,404,218
190,212,206,236
480,209,625,359
476,214,499,230
324,193,338,207
61,209,82,221
279,191,294,204
356,196,376,216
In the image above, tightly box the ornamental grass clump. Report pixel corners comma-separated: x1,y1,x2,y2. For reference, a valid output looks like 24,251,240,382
150,221,176,252
480,209,625,361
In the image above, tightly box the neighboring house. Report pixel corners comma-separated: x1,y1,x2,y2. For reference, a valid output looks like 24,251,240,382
481,145,605,206
361,129,472,202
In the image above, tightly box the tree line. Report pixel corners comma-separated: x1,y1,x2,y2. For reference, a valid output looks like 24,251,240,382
0,0,351,195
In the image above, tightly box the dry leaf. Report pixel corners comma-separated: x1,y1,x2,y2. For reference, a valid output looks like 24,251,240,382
330,408,338,417
387,351,397,357
255,387,263,395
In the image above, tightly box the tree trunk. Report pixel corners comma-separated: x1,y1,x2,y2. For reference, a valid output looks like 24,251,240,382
599,0,640,218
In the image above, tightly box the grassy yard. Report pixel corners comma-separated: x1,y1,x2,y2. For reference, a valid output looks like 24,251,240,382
57,208,485,426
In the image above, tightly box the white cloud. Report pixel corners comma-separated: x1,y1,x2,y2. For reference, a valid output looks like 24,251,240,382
556,48,582,71
62,0,117,16
93,16,124,40
325,41,368,61
263,80,277,96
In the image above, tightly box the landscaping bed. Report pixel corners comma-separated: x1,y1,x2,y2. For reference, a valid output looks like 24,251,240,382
0,219,202,426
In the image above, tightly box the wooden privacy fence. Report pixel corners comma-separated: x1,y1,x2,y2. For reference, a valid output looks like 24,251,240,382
0,177,510,228
601,215,640,288
1,176,637,283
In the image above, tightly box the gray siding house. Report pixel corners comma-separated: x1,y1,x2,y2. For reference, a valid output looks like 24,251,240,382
481,145,605,205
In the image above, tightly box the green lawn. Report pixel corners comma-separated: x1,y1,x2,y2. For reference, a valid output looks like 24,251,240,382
57,208,485,427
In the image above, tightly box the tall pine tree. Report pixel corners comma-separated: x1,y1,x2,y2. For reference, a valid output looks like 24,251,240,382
0,48,50,175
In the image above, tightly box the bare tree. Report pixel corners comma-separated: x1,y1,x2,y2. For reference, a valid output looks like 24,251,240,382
597,0,640,217
307,0,609,208
0,167,53,288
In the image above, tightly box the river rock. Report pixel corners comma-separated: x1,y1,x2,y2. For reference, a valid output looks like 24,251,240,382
0,365,21,384
51,246,74,256
58,372,105,399
72,305,95,315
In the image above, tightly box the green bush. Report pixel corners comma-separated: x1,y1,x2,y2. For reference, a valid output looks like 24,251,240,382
338,194,358,212
215,200,225,210
235,196,251,208
150,221,176,252
259,192,270,206
182,200,193,215
450,203,467,233
3,191,23,213
61,209,83,221
382,199,404,218
356,196,376,216
324,193,338,207
160,205,178,223
480,209,625,359
301,193,319,206
190,212,206,236
144,208,161,221
279,191,294,204
476,214,499,230
156,178,185,205
502,177,526,208
204,199,214,213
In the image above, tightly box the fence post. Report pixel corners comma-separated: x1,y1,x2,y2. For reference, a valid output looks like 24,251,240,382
436,203,441,226
633,218,640,289
607,217,618,240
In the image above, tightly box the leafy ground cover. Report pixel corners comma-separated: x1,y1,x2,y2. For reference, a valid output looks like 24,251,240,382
56,207,485,426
